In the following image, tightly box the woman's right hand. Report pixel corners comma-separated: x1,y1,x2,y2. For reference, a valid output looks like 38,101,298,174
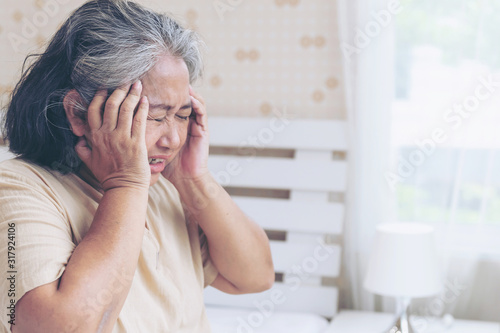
75,81,151,192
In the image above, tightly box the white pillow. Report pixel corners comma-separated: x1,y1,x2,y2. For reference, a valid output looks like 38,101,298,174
206,305,329,333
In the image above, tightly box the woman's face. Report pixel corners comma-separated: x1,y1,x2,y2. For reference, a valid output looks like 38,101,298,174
140,56,191,186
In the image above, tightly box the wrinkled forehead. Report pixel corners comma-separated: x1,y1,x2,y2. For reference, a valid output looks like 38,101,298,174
140,55,190,107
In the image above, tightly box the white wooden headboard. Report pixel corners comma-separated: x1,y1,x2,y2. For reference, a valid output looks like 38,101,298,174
204,116,348,319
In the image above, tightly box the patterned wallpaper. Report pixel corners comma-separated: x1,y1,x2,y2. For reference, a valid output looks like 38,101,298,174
0,0,345,119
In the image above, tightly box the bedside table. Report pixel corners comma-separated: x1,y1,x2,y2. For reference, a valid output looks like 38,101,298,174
325,311,500,333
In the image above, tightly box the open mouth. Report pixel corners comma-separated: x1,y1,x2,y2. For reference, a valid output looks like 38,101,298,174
149,158,165,164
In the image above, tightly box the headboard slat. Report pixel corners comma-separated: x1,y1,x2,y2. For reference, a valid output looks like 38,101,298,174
208,156,347,191
232,196,344,234
208,117,348,151
270,241,341,277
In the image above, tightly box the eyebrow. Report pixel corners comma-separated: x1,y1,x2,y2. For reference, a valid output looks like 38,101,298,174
149,102,192,112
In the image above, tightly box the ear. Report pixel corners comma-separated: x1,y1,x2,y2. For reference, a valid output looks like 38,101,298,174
63,89,87,137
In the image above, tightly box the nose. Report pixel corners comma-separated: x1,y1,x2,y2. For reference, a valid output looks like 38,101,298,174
157,121,181,151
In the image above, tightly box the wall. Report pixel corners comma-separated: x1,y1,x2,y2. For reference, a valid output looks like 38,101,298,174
0,0,345,119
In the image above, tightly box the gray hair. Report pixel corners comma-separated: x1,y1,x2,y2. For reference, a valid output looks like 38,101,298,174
4,0,204,172
71,0,204,106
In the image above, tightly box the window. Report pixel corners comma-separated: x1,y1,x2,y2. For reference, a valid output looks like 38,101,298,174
391,0,500,243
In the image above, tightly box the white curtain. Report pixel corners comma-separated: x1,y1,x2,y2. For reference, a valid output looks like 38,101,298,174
337,0,396,312
338,0,500,322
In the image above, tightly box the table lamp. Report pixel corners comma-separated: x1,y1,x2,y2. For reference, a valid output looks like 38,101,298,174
364,223,442,333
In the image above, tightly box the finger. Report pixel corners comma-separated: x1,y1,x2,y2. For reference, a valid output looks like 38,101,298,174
190,95,208,132
75,137,91,166
189,85,205,105
102,84,131,131
117,81,143,132
87,90,108,130
132,96,149,140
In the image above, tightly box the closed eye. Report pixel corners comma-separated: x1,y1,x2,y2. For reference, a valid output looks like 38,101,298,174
176,109,193,121
147,115,166,122
147,115,189,122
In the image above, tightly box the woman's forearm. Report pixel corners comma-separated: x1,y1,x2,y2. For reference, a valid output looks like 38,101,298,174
172,173,274,293
42,187,148,332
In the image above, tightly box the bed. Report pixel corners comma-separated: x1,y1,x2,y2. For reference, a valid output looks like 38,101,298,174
206,305,330,332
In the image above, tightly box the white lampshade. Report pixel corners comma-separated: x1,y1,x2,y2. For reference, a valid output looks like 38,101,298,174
364,223,442,298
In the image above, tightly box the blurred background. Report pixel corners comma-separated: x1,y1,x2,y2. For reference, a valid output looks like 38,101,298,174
1,0,499,325
0,0,346,119
341,0,500,323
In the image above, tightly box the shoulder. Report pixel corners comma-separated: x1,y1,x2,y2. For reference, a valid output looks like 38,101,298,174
0,158,97,242
0,158,53,184
0,158,63,186
0,158,81,202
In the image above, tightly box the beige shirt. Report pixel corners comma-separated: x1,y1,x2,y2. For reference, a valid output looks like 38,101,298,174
0,158,218,333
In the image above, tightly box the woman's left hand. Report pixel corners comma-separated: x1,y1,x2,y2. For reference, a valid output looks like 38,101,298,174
161,86,210,183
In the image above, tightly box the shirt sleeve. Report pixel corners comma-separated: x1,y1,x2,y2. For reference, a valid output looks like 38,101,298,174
0,168,75,331
198,225,219,288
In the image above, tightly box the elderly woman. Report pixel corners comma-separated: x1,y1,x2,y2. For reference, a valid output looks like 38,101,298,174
0,0,274,332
